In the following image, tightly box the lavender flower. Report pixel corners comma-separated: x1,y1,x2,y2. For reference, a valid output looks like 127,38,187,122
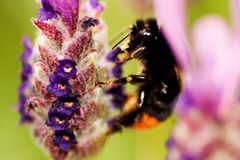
155,0,240,159
90,0,104,12
56,96,79,116
18,94,33,122
47,74,72,97
17,36,33,123
46,108,68,130
20,37,33,81
53,129,77,151
56,59,77,77
38,0,57,21
18,0,114,159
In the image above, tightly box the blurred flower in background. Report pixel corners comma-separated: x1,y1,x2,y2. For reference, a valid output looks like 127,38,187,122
155,0,240,159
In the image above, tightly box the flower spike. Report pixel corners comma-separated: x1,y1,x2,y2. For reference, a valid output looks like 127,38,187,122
18,1,114,159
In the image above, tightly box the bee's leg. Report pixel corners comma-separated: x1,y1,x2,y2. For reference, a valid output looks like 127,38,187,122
107,109,142,134
108,75,147,86
116,47,145,64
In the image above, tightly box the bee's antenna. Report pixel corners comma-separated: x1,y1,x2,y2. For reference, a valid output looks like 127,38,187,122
115,47,145,64
95,81,107,87
109,25,133,48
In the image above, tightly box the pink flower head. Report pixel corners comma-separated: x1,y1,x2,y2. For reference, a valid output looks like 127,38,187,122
155,0,240,159
155,0,240,117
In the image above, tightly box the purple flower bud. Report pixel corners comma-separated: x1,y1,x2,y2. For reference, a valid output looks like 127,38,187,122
21,36,32,60
18,81,28,91
81,17,100,30
56,96,79,116
166,138,174,149
20,63,32,81
20,37,33,80
90,0,104,12
56,59,77,77
47,74,72,97
111,64,123,78
106,86,127,107
53,129,77,151
19,110,33,122
17,36,33,123
46,108,68,130
106,47,121,62
38,0,57,21
18,95,33,122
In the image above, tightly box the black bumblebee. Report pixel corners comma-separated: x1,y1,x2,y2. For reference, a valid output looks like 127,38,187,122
106,19,181,131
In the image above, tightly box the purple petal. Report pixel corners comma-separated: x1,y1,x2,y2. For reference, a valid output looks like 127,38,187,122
166,138,175,149
20,63,32,80
56,96,79,116
46,108,68,130
56,59,77,77
111,64,123,78
20,109,33,123
154,0,191,71
47,74,72,97
19,80,28,91
106,47,121,62
17,36,33,123
53,129,77,151
90,0,104,12
21,36,32,60
17,96,33,123
38,0,57,21
49,0,79,28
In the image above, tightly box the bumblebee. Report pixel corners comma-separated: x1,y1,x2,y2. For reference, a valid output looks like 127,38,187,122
106,19,181,132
